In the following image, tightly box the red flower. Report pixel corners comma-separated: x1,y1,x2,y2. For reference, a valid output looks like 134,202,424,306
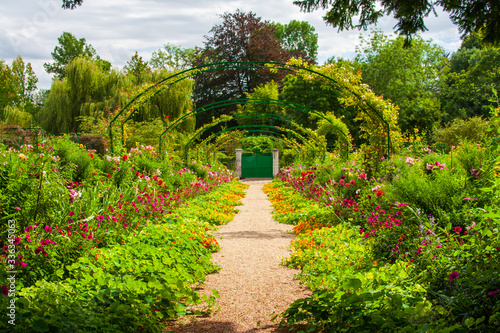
448,271,460,281
123,154,128,161
107,173,111,178
88,153,94,159
376,190,384,197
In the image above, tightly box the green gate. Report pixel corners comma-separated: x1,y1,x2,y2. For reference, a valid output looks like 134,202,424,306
241,152,273,178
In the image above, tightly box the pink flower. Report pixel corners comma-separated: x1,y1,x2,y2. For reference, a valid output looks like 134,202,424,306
463,198,471,201
359,173,367,180
68,211,75,216
12,237,21,245
489,290,499,296
426,163,433,170
34,247,47,257
339,179,345,185
123,223,129,228
350,180,356,185
2,285,8,296
44,226,53,233
405,157,415,166
15,207,21,211
454,226,462,234
96,215,104,221
448,271,460,281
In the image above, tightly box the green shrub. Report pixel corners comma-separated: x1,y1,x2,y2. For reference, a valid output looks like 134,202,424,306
432,117,497,152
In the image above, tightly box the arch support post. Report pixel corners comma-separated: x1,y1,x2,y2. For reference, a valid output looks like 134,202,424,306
235,149,243,179
272,148,279,177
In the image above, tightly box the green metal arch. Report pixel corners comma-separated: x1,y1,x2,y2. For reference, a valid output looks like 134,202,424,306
186,116,319,156
109,61,391,155
159,98,349,157
186,124,315,160
205,132,301,162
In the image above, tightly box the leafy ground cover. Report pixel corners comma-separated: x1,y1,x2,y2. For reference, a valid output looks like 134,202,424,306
0,137,247,332
265,143,500,332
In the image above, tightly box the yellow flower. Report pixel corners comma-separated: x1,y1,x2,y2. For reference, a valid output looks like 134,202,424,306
18,153,27,161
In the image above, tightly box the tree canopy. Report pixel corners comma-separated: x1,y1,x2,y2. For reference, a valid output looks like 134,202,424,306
274,20,318,63
192,10,292,126
354,31,447,134
61,0,83,9
44,32,101,79
439,33,500,121
293,0,500,45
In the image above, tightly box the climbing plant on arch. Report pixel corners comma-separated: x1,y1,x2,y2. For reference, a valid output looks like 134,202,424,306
204,132,302,163
159,97,349,159
108,59,399,157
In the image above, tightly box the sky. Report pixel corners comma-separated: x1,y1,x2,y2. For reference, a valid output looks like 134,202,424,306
1,0,463,90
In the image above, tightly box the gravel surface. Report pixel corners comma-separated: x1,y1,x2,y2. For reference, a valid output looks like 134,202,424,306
167,179,310,333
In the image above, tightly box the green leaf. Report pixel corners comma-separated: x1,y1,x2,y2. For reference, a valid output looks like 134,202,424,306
464,317,475,327
342,278,362,290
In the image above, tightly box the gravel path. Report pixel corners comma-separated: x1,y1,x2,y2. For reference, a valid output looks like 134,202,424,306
168,179,310,333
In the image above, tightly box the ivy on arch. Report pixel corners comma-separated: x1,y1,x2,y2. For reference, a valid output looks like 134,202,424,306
108,59,399,157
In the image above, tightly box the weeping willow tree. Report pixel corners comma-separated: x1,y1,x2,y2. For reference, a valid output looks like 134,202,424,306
39,57,195,135
2,105,34,128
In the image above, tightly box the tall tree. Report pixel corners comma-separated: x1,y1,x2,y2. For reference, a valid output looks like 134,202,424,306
439,33,500,121
193,10,292,126
44,32,97,78
293,0,500,45
274,20,318,63
10,56,38,107
354,31,447,134
150,44,196,71
0,60,14,113
124,51,151,85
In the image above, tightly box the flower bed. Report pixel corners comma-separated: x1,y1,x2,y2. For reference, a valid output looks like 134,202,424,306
266,148,500,332
0,138,247,332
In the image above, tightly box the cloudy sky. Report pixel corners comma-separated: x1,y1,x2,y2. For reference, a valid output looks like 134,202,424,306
1,0,462,90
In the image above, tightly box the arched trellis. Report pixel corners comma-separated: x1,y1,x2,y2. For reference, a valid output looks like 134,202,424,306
185,124,317,161
159,98,348,159
108,61,391,155
190,111,320,148
204,131,302,162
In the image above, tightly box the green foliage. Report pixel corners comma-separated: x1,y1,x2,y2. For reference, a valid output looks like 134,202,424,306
354,30,446,134
10,56,39,109
432,116,497,151
150,44,196,71
439,39,500,121
235,81,286,126
293,0,500,46
274,20,318,63
0,139,242,332
40,57,194,138
124,51,151,85
43,32,99,79
266,131,500,331
316,112,352,154
240,136,275,153
192,9,291,127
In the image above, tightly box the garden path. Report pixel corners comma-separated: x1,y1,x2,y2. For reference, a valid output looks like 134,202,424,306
168,179,309,333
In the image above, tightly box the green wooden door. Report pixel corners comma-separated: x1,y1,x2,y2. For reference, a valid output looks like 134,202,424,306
241,152,273,178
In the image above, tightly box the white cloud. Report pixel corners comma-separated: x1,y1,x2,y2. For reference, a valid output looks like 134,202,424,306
1,0,461,89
